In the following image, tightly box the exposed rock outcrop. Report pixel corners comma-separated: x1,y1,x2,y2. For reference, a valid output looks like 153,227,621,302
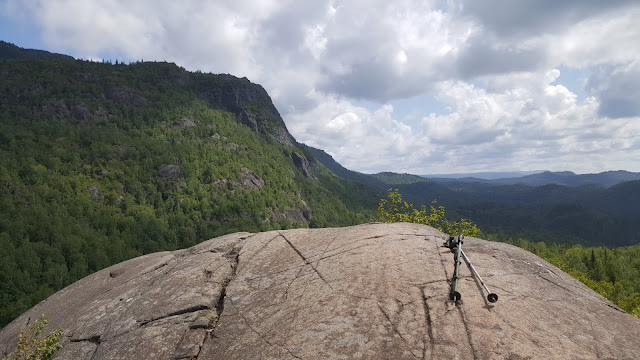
41,99,108,122
177,117,197,128
106,85,147,107
157,164,181,180
239,167,265,190
213,167,265,191
291,152,318,179
86,185,101,201
1,223,639,359
278,201,313,226
197,74,297,147
210,133,226,141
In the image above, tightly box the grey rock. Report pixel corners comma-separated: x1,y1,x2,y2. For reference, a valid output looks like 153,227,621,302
71,103,93,122
284,201,312,225
177,117,197,128
106,86,147,107
157,164,180,180
86,186,101,201
301,200,312,222
240,109,259,132
41,99,107,122
211,133,228,142
197,74,297,147
1,223,639,359
239,167,265,190
213,168,265,191
271,127,296,147
213,179,230,188
42,99,71,119
291,152,318,179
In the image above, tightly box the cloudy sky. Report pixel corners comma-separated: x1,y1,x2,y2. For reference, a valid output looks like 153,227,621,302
2,0,640,175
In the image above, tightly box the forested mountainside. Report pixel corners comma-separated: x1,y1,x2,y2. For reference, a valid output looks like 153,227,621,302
0,49,379,326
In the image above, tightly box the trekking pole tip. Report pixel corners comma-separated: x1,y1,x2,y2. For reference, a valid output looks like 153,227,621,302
450,291,461,302
487,293,499,303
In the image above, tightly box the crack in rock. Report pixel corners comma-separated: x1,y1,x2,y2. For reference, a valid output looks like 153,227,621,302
456,305,478,360
419,288,435,360
69,335,102,360
136,241,245,360
215,245,241,319
230,299,303,359
311,233,341,269
278,231,332,289
138,305,211,327
191,243,244,359
376,303,419,359
538,274,575,294
70,335,102,344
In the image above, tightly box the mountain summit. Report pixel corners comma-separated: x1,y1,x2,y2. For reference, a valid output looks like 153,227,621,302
1,223,639,359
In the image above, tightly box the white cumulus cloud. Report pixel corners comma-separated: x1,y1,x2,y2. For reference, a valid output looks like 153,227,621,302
2,0,640,173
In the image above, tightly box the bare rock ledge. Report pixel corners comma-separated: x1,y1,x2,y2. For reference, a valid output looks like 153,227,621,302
1,223,639,359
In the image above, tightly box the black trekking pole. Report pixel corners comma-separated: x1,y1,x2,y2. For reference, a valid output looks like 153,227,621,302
449,235,463,301
459,248,499,303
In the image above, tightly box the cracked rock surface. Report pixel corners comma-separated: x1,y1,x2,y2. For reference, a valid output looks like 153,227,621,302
1,223,640,359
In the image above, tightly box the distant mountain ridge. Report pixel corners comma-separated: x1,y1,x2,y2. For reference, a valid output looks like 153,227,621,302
298,144,640,246
424,170,543,180
429,170,640,187
292,145,640,246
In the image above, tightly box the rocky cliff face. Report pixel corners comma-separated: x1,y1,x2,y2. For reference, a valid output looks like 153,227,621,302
1,223,639,359
197,74,297,147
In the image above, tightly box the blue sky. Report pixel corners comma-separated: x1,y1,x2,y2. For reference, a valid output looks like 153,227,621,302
1,11,43,49
1,0,639,175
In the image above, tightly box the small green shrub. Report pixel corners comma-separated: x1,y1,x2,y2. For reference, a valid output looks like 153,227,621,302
378,189,480,236
2,315,63,360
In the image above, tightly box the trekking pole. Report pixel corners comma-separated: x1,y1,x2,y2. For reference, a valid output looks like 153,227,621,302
449,235,463,301
459,249,499,303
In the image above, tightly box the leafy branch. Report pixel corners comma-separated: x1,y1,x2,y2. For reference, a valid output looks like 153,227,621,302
2,315,63,360
377,189,480,236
